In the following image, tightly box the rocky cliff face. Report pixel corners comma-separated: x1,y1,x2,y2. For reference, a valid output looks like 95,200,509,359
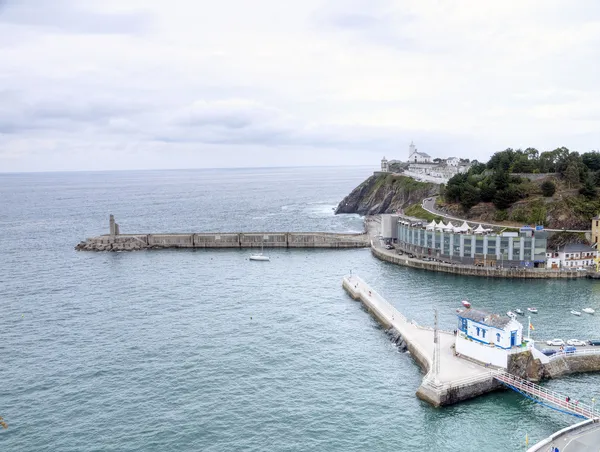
335,174,439,215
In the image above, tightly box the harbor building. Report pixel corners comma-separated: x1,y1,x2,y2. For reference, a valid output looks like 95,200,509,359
394,219,548,267
456,308,524,368
546,243,598,269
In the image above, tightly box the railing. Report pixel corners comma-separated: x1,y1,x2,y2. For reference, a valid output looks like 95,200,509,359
547,348,600,361
495,371,600,419
424,369,501,390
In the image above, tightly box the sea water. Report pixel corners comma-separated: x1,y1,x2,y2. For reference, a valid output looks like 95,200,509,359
1,166,599,451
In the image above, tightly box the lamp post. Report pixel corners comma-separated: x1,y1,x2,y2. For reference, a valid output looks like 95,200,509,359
593,397,596,417
501,249,504,269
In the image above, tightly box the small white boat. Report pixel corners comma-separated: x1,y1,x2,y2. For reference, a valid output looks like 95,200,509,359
527,307,538,314
582,308,595,315
515,309,524,316
461,300,471,308
249,253,270,261
570,310,582,316
249,239,270,261
507,311,517,319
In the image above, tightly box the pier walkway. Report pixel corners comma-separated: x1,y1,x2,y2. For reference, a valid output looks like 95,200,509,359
342,275,499,406
495,372,600,419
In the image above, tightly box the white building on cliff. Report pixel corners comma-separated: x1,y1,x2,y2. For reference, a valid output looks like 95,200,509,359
405,142,470,183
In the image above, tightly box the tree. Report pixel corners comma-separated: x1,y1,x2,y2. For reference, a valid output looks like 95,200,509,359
541,181,556,197
493,170,509,190
580,179,597,200
582,151,600,171
460,185,481,210
480,182,496,202
493,187,520,210
565,163,580,188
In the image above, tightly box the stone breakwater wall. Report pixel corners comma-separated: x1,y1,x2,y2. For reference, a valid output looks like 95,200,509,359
76,232,370,251
543,353,600,378
371,246,587,279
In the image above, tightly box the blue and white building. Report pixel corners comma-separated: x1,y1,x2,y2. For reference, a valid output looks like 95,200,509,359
455,308,524,368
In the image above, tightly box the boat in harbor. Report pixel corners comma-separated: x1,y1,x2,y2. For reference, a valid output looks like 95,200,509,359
514,309,524,316
527,307,538,314
249,238,270,261
507,311,517,319
582,308,595,315
461,300,471,308
570,310,582,316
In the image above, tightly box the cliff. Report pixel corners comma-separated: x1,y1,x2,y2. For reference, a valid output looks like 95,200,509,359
335,174,439,215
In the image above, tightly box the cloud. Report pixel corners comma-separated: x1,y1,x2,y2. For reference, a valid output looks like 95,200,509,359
0,0,151,34
1,0,600,171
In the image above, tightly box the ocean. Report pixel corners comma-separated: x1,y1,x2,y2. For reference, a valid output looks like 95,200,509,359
1,166,599,451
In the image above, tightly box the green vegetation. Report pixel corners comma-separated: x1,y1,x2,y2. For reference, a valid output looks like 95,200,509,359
404,204,443,222
445,147,600,214
541,181,556,197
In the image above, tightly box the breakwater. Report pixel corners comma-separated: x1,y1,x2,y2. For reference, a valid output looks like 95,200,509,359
75,215,369,251
342,274,502,407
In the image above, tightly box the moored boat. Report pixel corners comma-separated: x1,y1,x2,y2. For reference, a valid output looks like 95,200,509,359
582,308,595,315
515,309,524,316
570,310,582,316
527,307,538,314
461,300,471,308
507,311,516,318
249,253,270,261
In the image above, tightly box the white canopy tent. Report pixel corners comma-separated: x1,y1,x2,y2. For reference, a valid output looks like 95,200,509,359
443,221,455,232
460,221,472,232
426,220,436,231
473,224,486,234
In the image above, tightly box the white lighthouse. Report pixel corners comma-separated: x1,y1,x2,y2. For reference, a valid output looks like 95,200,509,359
381,156,389,173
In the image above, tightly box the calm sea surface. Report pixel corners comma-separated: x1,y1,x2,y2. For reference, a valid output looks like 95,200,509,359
1,166,599,451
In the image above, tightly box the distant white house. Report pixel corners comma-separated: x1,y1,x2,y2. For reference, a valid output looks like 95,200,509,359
455,308,524,368
548,243,597,269
447,157,460,167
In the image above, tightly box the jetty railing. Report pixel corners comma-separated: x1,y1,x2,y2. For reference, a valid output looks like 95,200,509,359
495,371,600,419
546,348,600,361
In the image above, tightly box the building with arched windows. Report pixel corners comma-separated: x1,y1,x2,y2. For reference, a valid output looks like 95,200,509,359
456,308,525,368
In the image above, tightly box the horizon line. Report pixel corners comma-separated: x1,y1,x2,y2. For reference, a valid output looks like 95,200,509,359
0,164,375,175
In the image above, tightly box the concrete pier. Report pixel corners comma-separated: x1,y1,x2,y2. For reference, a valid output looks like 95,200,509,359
75,215,369,251
342,275,501,407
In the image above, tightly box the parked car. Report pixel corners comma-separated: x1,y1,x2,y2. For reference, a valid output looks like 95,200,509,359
541,349,557,356
564,346,577,354
588,339,600,346
566,339,587,346
385,244,394,250
546,339,565,346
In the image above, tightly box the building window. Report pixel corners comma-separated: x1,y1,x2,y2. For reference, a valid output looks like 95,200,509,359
496,333,501,343
482,329,486,338
476,327,480,336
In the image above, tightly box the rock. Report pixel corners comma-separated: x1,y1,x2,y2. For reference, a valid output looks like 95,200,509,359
335,174,439,215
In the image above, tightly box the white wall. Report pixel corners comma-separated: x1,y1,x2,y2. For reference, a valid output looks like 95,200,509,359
464,318,522,349
455,334,508,368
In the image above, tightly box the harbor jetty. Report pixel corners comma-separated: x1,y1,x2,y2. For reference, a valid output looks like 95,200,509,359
342,274,500,407
75,215,369,251
342,274,600,408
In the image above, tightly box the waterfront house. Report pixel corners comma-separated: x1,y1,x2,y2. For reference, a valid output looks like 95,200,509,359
455,308,523,368
554,243,597,268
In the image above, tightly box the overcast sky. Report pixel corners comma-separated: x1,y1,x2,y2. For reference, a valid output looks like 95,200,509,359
1,0,600,172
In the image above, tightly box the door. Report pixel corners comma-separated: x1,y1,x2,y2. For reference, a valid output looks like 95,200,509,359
510,331,517,347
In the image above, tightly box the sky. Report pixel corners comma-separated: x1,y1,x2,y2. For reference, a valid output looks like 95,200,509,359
1,0,600,172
